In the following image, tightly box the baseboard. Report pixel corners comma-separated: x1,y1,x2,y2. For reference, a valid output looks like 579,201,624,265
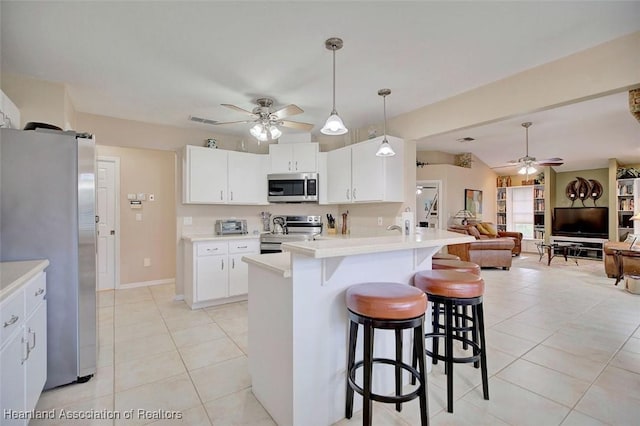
118,278,175,290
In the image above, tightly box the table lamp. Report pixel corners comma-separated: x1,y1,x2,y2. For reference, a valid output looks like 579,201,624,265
454,209,475,225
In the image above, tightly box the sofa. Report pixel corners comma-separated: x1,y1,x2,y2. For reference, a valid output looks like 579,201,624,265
603,241,640,278
448,223,522,256
446,223,521,270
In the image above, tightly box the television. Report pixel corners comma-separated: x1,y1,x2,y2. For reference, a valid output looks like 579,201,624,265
552,207,608,238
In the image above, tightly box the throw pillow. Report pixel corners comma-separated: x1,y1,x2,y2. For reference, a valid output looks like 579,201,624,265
467,226,482,239
475,223,490,235
481,222,498,236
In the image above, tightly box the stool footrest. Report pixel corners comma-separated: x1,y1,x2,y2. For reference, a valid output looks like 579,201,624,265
425,333,482,364
348,358,425,405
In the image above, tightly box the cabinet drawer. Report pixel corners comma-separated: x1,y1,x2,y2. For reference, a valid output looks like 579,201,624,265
25,272,46,315
1,289,25,348
196,242,228,257
229,240,259,254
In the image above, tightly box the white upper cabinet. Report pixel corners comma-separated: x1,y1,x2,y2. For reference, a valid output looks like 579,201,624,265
326,136,404,204
227,151,267,204
269,143,318,173
184,146,227,203
183,145,268,205
326,146,352,203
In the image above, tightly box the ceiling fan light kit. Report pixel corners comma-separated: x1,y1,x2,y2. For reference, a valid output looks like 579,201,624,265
321,37,348,136
376,88,395,157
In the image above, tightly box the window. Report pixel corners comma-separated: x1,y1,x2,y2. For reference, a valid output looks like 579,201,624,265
507,186,534,238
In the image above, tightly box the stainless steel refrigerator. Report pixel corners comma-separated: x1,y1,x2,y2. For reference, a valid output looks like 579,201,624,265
0,127,97,389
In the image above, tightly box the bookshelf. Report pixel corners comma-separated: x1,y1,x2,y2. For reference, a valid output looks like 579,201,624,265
617,178,638,241
496,187,507,231
533,184,545,240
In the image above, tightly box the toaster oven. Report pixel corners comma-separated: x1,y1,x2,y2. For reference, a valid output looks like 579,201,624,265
215,219,248,235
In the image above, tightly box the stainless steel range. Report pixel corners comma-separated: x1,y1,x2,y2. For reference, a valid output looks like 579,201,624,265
260,215,323,253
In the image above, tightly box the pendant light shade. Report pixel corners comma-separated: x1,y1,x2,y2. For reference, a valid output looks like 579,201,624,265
376,88,395,157
321,38,348,136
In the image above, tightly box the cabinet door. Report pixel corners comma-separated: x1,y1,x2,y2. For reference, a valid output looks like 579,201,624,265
0,332,26,425
25,301,47,412
228,254,249,296
326,146,352,203
228,152,267,204
269,144,293,173
291,143,318,172
185,146,227,203
351,141,384,202
195,255,228,301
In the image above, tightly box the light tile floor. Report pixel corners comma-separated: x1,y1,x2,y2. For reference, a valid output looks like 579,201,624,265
33,254,640,425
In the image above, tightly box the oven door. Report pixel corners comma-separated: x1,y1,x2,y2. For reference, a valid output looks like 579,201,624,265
260,241,282,254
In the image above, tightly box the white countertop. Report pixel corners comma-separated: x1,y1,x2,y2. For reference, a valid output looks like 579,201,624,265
182,234,261,242
281,228,474,259
0,259,50,302
242,252,291,278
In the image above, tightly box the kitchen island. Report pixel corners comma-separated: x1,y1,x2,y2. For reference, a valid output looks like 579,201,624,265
242,229,474,426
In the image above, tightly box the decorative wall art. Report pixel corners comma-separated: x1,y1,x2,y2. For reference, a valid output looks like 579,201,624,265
565,177,603,206
455,153,473,168
464,189,483,219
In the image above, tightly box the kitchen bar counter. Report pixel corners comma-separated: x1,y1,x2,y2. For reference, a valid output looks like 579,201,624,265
244,229,473,426
282,228,473,258
0,259,50,302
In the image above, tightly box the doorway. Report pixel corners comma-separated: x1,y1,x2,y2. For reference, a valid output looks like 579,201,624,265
96,157,120,290
416,180,442,229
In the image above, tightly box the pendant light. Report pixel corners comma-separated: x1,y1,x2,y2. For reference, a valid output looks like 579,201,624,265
321,38,348,135
375,88,395,157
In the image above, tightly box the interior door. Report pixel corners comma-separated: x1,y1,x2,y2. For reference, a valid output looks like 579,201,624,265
97,159,117,290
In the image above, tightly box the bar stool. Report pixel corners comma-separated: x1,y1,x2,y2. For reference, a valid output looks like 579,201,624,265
345,282,430,426
432,259,481,350
432,253,461,261
413,270,489,413
432,259,480,275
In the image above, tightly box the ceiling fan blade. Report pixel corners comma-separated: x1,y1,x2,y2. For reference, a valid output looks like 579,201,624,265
280,120,314,131
210,120,254,125
491,164,518,169
537,157,564,166
221,104,257,116
271,104,304,120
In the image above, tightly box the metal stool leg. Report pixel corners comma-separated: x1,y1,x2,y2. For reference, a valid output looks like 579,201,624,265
395,328,402,412
345,320,358,418
476,303,489,400
445,300,454,413
363,320,374,426
414,321,430,426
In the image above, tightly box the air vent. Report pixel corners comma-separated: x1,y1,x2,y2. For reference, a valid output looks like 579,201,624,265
457,137,475,142
189,115,218,125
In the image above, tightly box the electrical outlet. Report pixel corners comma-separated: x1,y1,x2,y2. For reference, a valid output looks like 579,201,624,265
143,258,151,267
377,217,383,226
183,216,192,225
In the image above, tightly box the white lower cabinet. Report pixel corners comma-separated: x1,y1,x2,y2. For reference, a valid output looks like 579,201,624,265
0,271,47,426
184,239,259,309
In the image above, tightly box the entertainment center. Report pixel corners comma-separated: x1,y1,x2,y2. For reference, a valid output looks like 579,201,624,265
551,207,608,260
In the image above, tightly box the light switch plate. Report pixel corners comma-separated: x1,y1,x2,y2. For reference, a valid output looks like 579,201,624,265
183,216,192,226
136,213,142,221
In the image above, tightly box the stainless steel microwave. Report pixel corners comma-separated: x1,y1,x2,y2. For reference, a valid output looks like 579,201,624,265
267,172,318,203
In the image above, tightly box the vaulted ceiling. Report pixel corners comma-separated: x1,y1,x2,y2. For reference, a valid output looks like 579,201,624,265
1,1,639,172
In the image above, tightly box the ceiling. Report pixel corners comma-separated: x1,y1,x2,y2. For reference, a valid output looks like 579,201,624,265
1,1,639,171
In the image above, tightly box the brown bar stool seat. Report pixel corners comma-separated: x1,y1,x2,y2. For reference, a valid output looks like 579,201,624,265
345,282,430,426
432,253,461,261
432,259,481,275
412,270,489,413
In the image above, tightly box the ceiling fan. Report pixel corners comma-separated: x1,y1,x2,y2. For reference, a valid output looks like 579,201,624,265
494,122,563,175
189,97,314,143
